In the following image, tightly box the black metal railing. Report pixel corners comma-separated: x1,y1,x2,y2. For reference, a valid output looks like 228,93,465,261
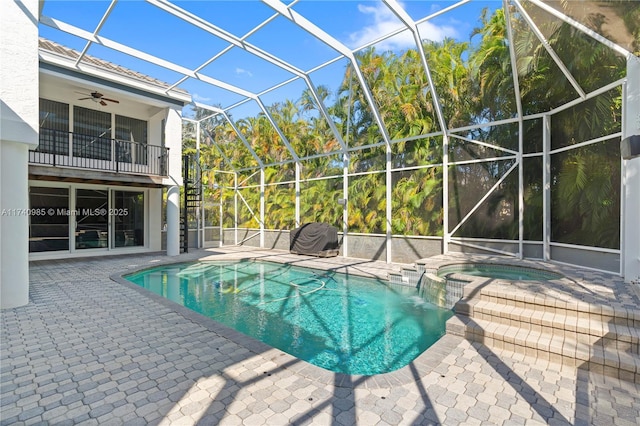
29,129,169,176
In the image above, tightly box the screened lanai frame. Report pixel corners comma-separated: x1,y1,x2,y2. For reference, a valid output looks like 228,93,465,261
38,0,639,274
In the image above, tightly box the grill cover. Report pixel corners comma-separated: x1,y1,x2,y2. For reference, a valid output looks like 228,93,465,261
289,223,340,257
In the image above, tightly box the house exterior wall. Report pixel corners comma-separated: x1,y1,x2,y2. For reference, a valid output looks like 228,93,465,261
29,63,188,261
162,107,184,188
1,0,39,308
1,0,39,148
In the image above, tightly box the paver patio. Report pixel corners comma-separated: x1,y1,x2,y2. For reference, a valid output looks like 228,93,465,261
1,247,639,425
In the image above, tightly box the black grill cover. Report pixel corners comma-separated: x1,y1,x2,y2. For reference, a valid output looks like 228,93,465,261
289,223,340,257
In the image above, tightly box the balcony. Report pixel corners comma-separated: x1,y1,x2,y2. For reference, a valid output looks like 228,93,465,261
29,129,169,177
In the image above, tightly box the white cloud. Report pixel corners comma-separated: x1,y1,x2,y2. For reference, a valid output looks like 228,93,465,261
235,67,253,77
192,93,212,102
416,20,458,43
346,2,458,51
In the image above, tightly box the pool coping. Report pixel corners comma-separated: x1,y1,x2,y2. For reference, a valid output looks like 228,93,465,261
109,252,459,389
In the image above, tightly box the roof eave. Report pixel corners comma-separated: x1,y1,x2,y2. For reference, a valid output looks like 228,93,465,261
39,50,192,106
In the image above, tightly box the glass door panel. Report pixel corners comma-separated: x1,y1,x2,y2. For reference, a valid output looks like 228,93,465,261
75,189,109,249
113,191,144,247
29,187,70,252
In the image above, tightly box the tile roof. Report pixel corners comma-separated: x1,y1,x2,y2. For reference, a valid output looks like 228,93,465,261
38,38,189,97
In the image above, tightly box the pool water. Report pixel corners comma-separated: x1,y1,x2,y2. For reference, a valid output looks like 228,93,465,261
438,263,562,281
125,260,453,375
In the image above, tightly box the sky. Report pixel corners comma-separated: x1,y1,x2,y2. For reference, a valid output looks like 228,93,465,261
38,0,499,119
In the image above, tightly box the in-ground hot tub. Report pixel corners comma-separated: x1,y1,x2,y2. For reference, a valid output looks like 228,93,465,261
437,263,563,282
420,262,564,309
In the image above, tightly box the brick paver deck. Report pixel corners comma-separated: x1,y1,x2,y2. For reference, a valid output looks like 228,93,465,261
1,247,639,425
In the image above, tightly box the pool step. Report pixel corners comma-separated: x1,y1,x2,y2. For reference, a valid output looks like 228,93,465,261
454,300,640,355
447,285,640,383
446,315,640,382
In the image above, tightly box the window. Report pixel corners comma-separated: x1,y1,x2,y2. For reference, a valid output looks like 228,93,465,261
39,99,69,155
73,106,112,160
115,115,147,165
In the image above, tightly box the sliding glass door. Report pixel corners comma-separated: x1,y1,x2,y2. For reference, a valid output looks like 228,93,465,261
30,185,146,254
113,191,144,247
29,187,70,252
75,189,109,249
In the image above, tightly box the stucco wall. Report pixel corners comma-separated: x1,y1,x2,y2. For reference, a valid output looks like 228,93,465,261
162,107,183,187
1,0,39,308
1,0,39,148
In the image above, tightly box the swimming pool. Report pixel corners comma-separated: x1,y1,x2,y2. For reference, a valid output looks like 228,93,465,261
125,260,452,375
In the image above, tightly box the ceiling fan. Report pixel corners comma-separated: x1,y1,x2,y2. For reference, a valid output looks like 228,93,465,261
77,91,120,106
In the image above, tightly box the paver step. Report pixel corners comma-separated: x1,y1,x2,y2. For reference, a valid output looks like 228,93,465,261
453,281,640,328
454,300,640,354
446,315,640,383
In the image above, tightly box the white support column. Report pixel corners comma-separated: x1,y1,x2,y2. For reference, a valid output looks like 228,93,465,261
342,153,349,258
234,172,238,245
517,120,524,260
260,168,265,248
166,185,180,256
1,143,31,308
386,148,392,263
196,122,202,249
543,115,551,261
622,57,640,283
295,162,301,228
442,137,450,254
1,0,39,309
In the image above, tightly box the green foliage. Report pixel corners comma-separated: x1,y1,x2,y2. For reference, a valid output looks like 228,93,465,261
186,5,627,249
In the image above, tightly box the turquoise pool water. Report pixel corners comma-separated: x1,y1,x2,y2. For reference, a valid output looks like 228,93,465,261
438,263,562,281
125,260,453,375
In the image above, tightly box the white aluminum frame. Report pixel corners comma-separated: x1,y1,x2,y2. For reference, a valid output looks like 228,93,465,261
38,0,637,276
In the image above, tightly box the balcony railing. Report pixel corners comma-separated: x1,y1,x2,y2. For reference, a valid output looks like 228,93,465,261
29,129,169,176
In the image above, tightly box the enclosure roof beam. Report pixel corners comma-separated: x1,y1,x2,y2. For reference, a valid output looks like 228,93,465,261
148,0,305,78
504,0,524,120
40,15,256,99
184,116,239,173
40,15,195,78
382,0,450,137
74,0,117,67
255,97,300,163
221,111,265,168
150,0,345,155
201,127,240,174
191,102,264,168
527,0,633,60
301,75,348,152
512,0,586,99
262,0,393,148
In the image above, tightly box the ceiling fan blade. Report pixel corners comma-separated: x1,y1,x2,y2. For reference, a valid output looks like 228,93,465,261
101,98,120,103
92,92,104,98
100,100,107,106
78,97,92,101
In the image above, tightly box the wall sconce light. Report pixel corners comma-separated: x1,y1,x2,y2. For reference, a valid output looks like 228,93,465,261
621,135,640,160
